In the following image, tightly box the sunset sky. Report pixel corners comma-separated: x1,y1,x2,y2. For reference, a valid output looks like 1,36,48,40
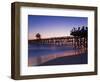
28,15,88,40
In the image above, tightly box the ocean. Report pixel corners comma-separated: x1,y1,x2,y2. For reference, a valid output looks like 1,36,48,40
28,43,75,57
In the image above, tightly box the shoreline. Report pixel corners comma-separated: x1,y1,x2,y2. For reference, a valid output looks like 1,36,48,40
28,49,87,66
39,53,87,66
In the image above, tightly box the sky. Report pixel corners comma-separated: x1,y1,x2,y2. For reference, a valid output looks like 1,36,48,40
28,15,88,40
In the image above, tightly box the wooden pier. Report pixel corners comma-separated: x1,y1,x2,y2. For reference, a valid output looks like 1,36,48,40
29,36,74,46
28,26,88,66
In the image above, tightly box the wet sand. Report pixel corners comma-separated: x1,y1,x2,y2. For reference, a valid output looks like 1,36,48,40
39,53,87,66
28,49,87,66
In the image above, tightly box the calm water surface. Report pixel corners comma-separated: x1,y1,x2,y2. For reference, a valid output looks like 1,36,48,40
28,43,74,57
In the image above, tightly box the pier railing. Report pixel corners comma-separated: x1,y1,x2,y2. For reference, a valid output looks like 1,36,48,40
29,36,74,46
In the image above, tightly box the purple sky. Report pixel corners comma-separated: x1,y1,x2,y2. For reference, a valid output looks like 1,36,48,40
28,15,88,40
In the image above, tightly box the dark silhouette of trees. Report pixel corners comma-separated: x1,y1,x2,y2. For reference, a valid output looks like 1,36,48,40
70,26,88,53
35,33,42,45
36,33,41,39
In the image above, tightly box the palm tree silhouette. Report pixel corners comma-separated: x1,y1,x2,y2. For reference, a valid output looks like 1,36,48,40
36,33,41,39
70,26,88,53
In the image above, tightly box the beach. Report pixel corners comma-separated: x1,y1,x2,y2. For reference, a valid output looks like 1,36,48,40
28,44,87,66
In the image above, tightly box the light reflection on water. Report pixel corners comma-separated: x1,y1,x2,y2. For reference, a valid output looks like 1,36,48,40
28,43,88,66
28,43,75,57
